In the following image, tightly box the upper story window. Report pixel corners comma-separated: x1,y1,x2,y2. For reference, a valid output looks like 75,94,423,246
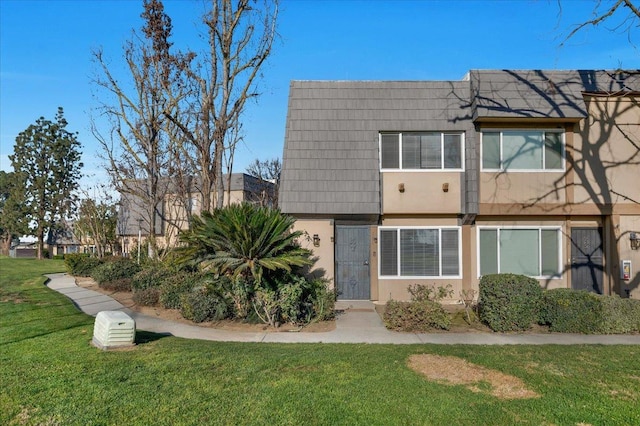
481,130,564,171
380,132,464,171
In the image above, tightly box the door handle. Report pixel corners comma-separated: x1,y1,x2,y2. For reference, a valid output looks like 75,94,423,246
363,260,369,266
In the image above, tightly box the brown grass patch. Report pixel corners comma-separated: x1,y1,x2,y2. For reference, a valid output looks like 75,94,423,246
407,354,540,400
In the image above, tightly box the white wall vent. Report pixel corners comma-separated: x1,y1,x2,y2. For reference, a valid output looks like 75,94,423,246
92,311,135,350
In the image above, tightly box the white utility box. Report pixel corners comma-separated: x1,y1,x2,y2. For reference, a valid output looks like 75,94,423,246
92,311,135,350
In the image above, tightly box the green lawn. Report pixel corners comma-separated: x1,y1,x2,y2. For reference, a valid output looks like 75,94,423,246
1,257,639,425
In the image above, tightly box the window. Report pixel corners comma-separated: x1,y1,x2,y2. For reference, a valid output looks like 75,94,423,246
380,132,464,170
379,227,461,278
482,130,564,171
478,227,561,278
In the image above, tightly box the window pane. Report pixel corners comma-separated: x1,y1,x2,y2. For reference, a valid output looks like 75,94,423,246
402,134,421,169
502,131,543,169
380,230,398,275
381,134,399,169
400,229,438,276
541,230,559,276
482,132,500,169
544,132,563,170
441,229,459,276
479,229,498,276
443,134,462,169
421,133,441,169
500,229,539,276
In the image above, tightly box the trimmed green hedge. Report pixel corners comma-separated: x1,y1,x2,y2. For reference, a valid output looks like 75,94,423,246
541,288,640,334
479,273,543,332
383,300,451,331
91,257,142,286
64,253,104,277
180,288,230,323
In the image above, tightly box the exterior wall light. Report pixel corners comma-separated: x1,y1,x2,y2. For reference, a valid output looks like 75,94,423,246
313,234,321,247
398,183,405,193
442,182,449,192
631,232,640,250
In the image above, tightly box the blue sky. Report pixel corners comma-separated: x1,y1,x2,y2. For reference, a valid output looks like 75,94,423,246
1,0,638,188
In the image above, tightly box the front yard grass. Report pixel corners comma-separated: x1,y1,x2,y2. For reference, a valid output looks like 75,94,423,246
1,257,639,425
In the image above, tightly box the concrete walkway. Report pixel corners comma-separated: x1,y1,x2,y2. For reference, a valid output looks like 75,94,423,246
46,273,640,345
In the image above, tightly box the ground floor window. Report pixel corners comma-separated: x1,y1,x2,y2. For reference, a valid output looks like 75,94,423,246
379,227,461,278
478,227,561,278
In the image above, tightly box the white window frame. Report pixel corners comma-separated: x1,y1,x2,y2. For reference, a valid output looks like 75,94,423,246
378,226,462,279
379,132,465,172
476,226,563,279
480,129,565,172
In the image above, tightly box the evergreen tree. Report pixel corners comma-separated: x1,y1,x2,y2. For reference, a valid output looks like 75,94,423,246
0,171,27,255
10,107,83,259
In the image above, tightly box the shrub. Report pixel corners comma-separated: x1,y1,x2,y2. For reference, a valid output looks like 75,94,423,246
180,288,230,323
539,289,601,333
384,300,451,331
133,287,160,306
540,289,640,334
159,272,202,309
132,264,171,291
264,274,336,325
91,257,142,286
64,253,103,277
599,295,640,334
309,278,336,322
479,273,543,332
100,278,133,292
408,283,454,302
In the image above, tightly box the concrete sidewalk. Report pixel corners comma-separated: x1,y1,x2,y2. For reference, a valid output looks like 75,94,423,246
46,273,640,345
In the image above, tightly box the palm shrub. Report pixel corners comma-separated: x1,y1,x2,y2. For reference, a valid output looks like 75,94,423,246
177,203,314,324
178,203,313,284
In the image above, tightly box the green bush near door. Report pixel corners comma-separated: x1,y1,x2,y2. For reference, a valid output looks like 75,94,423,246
479,273,543,332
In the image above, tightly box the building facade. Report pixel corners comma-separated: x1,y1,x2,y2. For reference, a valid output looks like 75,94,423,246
117,173,276,255
279,70,640,302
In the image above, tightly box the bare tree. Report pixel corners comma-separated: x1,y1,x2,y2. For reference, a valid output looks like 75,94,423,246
74,185,118,258
166,0,279,212
92,0,192,258
245,157,281,206
561,0,640,46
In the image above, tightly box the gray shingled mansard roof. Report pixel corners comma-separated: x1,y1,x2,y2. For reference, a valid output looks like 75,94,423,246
279,80,473,216
279,70,639,216
470,69,640,121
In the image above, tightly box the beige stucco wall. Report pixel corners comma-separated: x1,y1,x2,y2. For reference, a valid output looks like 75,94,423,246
382,172,462,214
573,96,640,207
479,172,567,205
291,219,335,287
618,215,640,299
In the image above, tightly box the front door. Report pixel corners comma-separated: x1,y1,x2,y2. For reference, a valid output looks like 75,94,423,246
570,227,603,294
335,225,370,300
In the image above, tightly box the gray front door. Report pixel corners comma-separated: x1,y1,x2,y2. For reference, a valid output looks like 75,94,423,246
335,225,370,300
570,227,603,294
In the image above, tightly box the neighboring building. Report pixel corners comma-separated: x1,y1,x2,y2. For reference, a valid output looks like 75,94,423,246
279,70,640,302
9,237,37,258
46,221,82,257
117,173,275,254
